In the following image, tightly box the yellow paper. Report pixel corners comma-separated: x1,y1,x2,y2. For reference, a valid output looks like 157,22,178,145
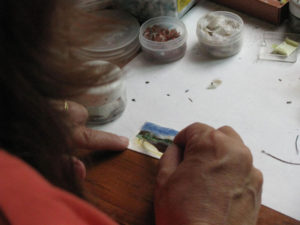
272,39,299,56
177,0,191,12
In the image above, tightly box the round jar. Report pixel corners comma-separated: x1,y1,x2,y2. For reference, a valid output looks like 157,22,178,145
75,60,126,125
78,10,140,67
139,16,188,63
289,0,300,33
196,11,244,58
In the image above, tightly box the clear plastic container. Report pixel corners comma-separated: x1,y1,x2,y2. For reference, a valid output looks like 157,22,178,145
196,11,244,58
139,16,188,63
77,0,113,12
77,10,140,67
289,0,300,33
75,61,127,125
258,32,300,63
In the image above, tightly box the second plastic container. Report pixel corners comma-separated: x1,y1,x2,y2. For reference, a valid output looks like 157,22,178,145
75,61,126,125
196,11,244,58
139,16,188,63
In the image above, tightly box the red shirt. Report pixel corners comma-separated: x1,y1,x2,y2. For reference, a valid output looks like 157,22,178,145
0,150,117,225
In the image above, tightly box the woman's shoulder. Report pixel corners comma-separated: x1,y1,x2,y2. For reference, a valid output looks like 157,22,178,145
0,150,117,225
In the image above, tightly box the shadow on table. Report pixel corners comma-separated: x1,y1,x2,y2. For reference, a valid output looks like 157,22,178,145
83,150,158,225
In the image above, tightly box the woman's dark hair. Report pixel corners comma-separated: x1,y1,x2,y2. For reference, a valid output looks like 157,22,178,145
0,0,107,196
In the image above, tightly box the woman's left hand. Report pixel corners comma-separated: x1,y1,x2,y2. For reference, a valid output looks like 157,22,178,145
55,100,129,180
65,100,129,151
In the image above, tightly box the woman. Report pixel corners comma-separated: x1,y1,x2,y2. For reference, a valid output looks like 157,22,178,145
0,0,263,224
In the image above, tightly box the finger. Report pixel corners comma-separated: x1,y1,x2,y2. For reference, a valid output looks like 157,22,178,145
248,168,263,195
157,144,182,188
213,130,253,171
174,122,215,148
72,156,86,180
51,100,88,125
249,168,263,222
227,168,262,225
65,101,88,125
217,126,244,143
73,126,129,151
242,168,263,222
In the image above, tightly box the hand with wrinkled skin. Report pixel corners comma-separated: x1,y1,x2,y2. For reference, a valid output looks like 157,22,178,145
64,100,129,151
54,100,129,180
155,123,263,225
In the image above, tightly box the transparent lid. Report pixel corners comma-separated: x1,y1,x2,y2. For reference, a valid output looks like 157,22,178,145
77,0,113,12
83,10,140,53
258,32,300,63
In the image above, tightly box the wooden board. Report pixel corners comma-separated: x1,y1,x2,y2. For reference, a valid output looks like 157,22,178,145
83,150,300,225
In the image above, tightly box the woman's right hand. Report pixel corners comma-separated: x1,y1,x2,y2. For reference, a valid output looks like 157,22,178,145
155,123,263,225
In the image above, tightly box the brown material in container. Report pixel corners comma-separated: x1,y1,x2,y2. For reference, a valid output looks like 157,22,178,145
212,0,289,24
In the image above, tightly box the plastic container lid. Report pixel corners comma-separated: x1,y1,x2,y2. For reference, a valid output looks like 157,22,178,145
78,37,140,64
77,0,113,12
83,10,140,53
258,32,300,63
77,9,140,66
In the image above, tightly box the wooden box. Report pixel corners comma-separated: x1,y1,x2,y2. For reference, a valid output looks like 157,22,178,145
212,0,289,24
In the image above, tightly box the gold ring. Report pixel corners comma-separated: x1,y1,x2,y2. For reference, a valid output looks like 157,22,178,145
64,101,69,111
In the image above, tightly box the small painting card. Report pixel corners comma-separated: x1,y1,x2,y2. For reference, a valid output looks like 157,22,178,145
128,122,178,159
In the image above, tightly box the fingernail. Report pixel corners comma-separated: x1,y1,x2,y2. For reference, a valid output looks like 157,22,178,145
72,157,86,180
119,136,129,146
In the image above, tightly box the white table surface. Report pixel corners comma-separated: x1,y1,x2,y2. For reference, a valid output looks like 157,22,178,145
96,0,300,220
